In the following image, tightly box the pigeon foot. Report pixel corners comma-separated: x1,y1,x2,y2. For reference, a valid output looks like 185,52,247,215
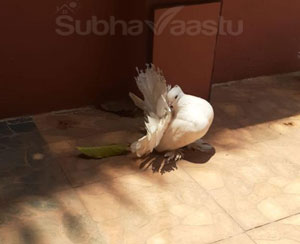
164,149,184,164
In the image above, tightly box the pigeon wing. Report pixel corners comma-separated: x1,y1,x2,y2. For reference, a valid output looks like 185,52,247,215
130,65,172,157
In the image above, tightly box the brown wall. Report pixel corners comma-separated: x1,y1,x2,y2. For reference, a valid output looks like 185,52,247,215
1,0,300,119
213,0,300,83
1,0,119,119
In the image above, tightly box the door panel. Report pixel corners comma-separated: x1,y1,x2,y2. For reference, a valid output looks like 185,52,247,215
153,3,221,99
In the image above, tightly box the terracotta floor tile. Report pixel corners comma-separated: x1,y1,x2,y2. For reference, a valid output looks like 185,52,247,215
214,234,255,244
262,130,300,166
0,189,104,244
0,146,70,203
1,72,300,243
76,167,242,244
59,155,142,187
44,130,142,158
247,214,300,244
34,110,143,145
181,141,300,230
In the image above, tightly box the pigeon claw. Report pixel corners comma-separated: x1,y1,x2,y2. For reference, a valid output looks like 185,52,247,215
164,149,184,164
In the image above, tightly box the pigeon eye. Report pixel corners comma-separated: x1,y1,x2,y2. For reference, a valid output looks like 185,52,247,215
175,95,178,99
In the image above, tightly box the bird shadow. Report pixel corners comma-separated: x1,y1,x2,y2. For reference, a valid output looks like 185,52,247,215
184,146,216,164
139,146,216,175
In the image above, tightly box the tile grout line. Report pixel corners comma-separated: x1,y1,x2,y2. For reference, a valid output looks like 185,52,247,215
207,123,299,161
0,106,95,123
54,156,106,237
210,125,290,154
246,211,300,232
209,234,239,244
179,164,246,239
182,158,300,243
208,233,253,244
244,211,300,244
69,170,141,190
245,232,257,244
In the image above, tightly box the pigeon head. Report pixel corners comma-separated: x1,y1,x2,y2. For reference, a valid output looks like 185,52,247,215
167,85,184,109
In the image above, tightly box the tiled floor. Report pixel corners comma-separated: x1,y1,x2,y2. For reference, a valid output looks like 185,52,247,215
1,72,300,243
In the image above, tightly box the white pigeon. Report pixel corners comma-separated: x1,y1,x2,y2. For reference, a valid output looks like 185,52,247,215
130,65,214,162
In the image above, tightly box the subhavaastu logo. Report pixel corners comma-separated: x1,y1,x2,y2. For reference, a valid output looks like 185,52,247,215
56,0,80,15
55,2,243,37
144,6,184,35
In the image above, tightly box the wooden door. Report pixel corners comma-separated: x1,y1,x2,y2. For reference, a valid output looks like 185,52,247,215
153,2,221,99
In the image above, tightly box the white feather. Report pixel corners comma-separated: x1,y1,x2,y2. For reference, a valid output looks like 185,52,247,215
130,65,172,156
129,92,145,111
156,95,214,152
130,65,214,157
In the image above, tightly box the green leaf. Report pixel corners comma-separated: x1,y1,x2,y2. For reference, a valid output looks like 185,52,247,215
77,144,130,159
